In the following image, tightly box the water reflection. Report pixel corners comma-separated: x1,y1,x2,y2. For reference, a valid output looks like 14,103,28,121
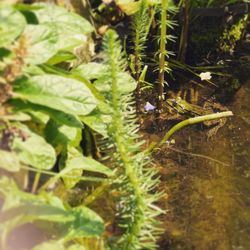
159,80,250,249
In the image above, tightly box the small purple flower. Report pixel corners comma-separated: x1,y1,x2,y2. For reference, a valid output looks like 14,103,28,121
144,102,156,112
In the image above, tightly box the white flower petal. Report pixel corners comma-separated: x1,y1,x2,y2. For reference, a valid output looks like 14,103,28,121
199,72,212,81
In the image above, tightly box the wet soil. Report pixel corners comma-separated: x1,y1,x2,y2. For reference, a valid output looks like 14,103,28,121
151,80,250,250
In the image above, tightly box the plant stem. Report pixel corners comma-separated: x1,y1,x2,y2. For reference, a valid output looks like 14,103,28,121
157,0,168,119
31,172,41,193
148,111,233,152
83,180,110,206
178,0,189,63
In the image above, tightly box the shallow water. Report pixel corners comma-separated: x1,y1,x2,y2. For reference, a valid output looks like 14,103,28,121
158,80,250,250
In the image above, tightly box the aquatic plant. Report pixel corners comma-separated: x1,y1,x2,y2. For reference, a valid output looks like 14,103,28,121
130,0,151,115
156,0,177,119
99,29,163,249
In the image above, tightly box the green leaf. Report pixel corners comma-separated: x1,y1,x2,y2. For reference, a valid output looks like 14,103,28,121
71,62,136,93
0,6,26,47
33,3,94,51
12,123,56,170
39,64,106,104
45,119,81,148
0,177,104,240
13,75,97,116
32,241,65,250
63,206,104,239
64,146,112,176
0,112,31,122
60,146,112,188
67,244,86,250
71,63,108,80
94,72,137,94
0,150,20,172
81,111,111,137
47,50,76,65
12,99,83,128
24,24,58,64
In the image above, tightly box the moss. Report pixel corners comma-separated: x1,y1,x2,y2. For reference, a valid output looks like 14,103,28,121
219,15,248,54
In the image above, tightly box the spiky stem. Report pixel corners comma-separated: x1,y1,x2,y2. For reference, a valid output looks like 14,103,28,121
132,0,150,120
157,0,168,119
103,30,162,249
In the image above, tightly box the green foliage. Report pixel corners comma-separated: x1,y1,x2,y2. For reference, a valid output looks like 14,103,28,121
23,24,59,64
0,177,104,245
219,15,248,54
0,2,163,248
0,5,26,47
0,150,20,172
13,75,97,116
101,30,162,249
12,123,56,170
0,2,107,249
32,3,94,52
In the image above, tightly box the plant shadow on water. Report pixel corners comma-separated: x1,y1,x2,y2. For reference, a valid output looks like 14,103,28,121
155,79,250,250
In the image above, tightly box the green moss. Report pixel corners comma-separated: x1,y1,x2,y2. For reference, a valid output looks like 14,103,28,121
219,15,248,54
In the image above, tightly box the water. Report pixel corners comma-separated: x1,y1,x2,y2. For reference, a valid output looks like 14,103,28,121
158,80,250,250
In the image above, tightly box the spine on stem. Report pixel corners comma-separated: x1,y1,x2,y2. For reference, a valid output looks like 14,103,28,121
157,0,168,120
103,30,163,249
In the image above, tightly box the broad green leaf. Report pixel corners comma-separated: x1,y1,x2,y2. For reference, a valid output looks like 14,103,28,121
12,123,56,170
33,3,94,51
24,24,58,64
59,147,83,189
60,146,112,188
0,177,104,240
0,112,31,122
0,176,69,216
115,0,139,15
63,206,104,239
94,72,137,94
12,99,83,128
67,244,86,250
45,119,81,148
63,146,112,176
0,150,20,172
47,50,76,65
23,64,46,76
39,64,106,103
13,75,97,116
71,63,108,80
32,241,65,250
0,6,26,47
81,111,111,137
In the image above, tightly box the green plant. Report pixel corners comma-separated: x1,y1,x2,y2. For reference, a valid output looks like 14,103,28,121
0,2,164,249
130,0,151,116
101,30,163,249
219,15,248,54
0,2,110,249
156,0,177,119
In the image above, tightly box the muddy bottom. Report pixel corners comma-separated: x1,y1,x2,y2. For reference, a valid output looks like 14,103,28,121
155,80,250,250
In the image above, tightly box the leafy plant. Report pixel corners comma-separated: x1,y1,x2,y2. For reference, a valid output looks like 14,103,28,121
219,15,248,54
0,2,109,249
100,29,163,249
156,0,177,119
0,2,164,249
130,0,151,115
